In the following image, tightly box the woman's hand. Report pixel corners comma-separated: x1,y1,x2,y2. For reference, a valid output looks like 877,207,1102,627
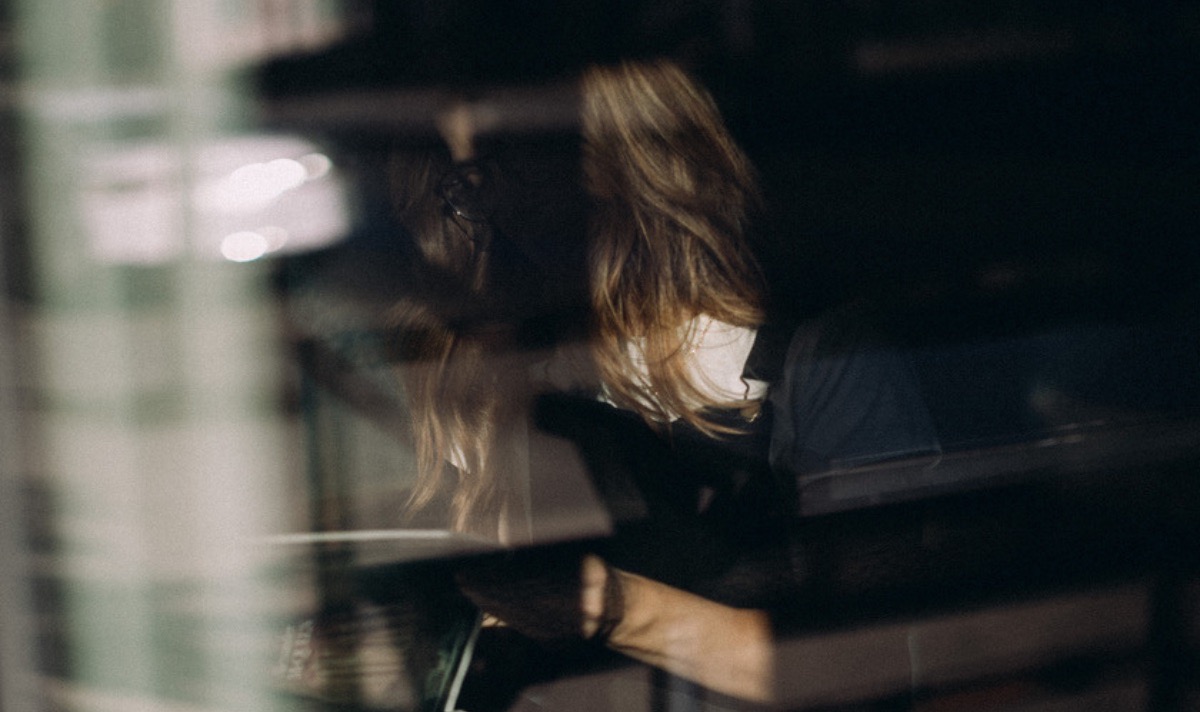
580,555,775,703
456,548,592,642
460,551,775,703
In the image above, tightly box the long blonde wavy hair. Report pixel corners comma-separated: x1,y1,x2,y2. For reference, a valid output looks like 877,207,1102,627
386,144,528,538
582,59,767,436
393,60,766,532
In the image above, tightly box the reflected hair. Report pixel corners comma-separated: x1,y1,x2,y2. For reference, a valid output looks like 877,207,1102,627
581,59,766,436
386,144,524,537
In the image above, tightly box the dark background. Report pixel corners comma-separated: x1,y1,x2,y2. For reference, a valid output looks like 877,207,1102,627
256,0,1200,333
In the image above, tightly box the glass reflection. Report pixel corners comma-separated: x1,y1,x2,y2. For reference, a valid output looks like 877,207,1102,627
9,2,359,712
4,2,1199,712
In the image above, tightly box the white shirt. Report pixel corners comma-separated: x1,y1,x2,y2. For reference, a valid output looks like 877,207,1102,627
618,314,768,419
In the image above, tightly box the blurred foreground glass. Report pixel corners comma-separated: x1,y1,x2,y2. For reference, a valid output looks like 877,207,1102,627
6,2,356,712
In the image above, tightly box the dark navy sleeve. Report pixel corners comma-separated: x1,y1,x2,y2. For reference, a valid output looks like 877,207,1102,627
768,304,940,476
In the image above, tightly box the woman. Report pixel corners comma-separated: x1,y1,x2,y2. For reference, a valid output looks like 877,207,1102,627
567,59,782,700
385,134,532,539
582,59,770,437
425,59,939,704
389,93,605,539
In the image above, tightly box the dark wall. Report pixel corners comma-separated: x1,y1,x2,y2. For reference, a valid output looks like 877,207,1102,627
259,0,1200,327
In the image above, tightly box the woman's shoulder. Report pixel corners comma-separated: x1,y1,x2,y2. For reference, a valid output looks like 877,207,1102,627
763,299,942,475
744,299,883,384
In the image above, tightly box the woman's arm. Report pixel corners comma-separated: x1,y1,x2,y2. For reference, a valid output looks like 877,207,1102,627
458,550,777,701
581,555,775,703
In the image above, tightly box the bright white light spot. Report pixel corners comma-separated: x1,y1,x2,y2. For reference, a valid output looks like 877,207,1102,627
266,158,309,188
204,158,310,213
229,158,306,196
221,231,270,262
298,153,333,180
